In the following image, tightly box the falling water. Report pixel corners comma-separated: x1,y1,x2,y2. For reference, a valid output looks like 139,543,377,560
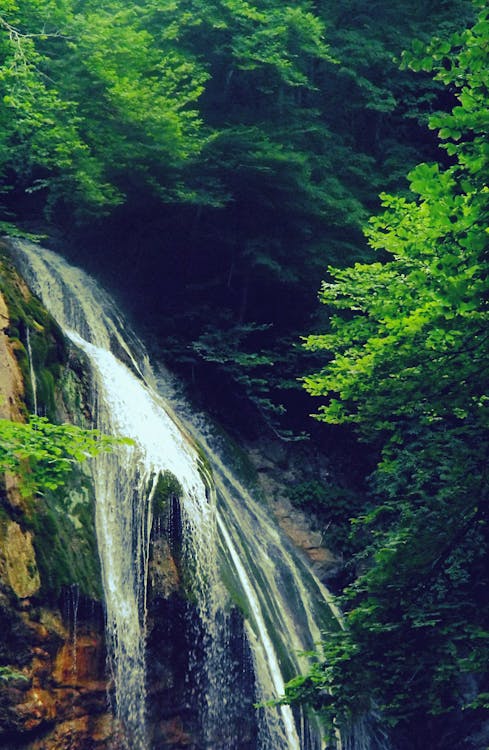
70,584,80,681
217,513,301,749
25,327,38,415
12,238,355,750
13,241,214,749
156,388,343,750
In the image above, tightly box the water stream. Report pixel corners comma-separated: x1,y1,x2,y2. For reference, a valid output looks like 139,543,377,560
12,238,346,750
26,326,38,415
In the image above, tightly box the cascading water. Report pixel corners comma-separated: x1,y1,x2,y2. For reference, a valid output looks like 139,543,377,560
12,238,365,750
26,326,38,415
13,241,218,748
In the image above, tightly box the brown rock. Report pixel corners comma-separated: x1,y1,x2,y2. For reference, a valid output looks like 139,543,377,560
4,522,41,598
53,635,106,689
150,538,180,598
26,715,90,749
0,288,29,510
0,291,24,422
267,487,344,581
20,614,52,644
158,716,194,747
92,714,115,742
15,687,57,730
39,608,68,640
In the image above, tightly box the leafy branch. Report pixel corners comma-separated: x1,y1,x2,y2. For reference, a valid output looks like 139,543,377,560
0,416,131,496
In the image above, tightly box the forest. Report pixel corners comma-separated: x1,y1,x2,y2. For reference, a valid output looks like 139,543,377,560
1,0,488,748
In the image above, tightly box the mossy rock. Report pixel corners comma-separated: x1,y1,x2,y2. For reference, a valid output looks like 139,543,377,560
36,369,56,421
25,468,102,601
153,471,183,517
0,252,103,601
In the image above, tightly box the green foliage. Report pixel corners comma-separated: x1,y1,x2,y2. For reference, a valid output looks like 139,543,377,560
1,0,474,432
115,0,472,434
304,9,489,435
298,7,489,745
0,665,27,682
0,0,208,215
0,415,127,496
191,321,286,420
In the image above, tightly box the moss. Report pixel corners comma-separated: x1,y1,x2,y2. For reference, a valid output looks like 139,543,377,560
37,369,56,421
0,251,68,417
219,559,251,620
25,469,102,600
153,470,183,516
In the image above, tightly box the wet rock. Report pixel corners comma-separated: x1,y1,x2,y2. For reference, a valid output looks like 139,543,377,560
0,591,112,747
53,634,106,690
0,592,32,666
38,609,68,641
156,716,195,748
0,262,114,748
15,687,57,730
0,291,26,510
150,537,180,598
246,438,345,583
0,291,24,423
24,714,114,750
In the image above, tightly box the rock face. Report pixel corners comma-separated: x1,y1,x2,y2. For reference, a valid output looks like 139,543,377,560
0,252,113,748
0,287,27,511
0,289,24,422
0,591,111,749
246,441,345,585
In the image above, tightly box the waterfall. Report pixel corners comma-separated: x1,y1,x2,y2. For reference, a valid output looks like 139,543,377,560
12,239,347,750
26,326,38,415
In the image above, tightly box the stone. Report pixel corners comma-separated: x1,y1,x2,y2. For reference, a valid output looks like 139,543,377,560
157,716,195,747
53,635,106,690
150,538,180,598
0,291,24,421
39,609,68,640
91,714,114,742
14,687,57,730
0,290,26,509
26,716,91,749
4,522,41,599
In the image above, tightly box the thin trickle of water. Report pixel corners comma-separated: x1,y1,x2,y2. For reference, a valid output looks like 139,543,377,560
26,327,38,415
70,584,80,681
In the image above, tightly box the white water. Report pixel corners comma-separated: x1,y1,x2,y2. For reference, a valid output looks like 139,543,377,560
12,239,348,750
26,327,38,415
217,513,301,749
67,333,213,749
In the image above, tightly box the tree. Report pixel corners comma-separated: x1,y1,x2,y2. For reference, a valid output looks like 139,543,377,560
0,0,208,217
119,0,473,435
295,6,489,747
